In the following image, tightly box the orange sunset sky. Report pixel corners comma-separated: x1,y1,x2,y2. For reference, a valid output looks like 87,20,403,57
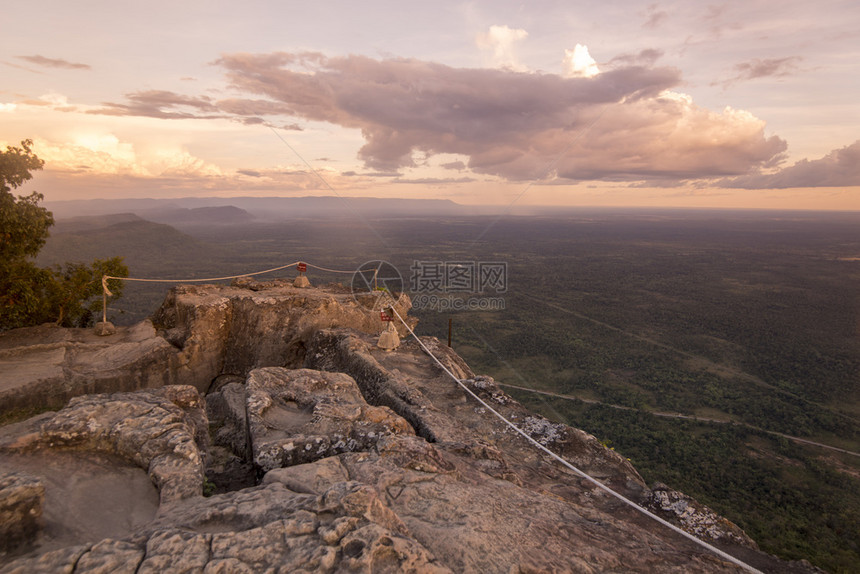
2,1,859,210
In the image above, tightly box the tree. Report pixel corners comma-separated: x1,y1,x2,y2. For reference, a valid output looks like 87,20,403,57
46,258,128,327
1,140,52,261
1,140,128,330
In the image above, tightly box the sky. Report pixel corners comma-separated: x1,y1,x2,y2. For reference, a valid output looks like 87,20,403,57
2,0,859,210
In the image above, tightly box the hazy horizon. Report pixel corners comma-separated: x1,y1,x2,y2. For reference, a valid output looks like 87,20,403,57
3,1,859,210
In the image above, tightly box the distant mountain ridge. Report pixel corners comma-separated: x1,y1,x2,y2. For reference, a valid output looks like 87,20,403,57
45,196,479,220
37,219,216,269
49,212,145,234
141,205,256,226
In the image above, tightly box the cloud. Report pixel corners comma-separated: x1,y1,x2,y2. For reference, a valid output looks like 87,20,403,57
476,25,529,71
213,51,786,183
393,176,476,185
88,91,307,131
441,160,467,171
734,57,802,80
2,60,43,73
642,4,668,29
90,90,221,119
718,140,860,188
216,97,296,117
718,57,803,87
241,116,266,125
607,49,664,68
16,55,90,70
32,136,222,178
562,45,600,78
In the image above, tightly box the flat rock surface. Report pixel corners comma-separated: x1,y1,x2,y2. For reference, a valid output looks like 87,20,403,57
0,451,158,563
0,321,158,394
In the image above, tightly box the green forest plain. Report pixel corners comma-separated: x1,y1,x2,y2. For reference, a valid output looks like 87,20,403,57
37,209,860,572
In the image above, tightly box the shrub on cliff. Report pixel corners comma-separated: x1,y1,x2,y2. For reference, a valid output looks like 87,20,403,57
1,140,128,330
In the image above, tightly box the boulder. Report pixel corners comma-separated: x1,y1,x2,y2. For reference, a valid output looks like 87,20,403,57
246,368,414,471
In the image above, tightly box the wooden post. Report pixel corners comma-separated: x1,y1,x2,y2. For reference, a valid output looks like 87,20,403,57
448,317,452,347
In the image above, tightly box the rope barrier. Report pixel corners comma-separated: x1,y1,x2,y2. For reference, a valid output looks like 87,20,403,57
103,261,302,284
388,306,764,574
98,260,340,323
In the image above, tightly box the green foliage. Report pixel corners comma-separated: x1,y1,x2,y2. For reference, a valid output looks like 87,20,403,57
535,402,860,573
0,140,127,330
1,140,52,262
202,478,217,497
46,257,128,327
0,139,45,192
0,260,53,330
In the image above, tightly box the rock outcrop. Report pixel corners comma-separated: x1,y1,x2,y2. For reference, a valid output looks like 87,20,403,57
0,283,817,573
245,368,414,471
0,281,414,412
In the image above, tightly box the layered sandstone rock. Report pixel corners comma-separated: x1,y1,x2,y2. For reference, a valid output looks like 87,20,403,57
0,282,413,412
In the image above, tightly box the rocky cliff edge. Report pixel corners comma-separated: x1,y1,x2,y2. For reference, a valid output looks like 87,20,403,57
0,282,818,573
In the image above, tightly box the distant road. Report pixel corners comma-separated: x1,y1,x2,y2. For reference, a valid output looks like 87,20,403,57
496,382,860,458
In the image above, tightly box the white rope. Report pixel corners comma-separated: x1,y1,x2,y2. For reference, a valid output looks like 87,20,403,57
103,261,302,283
98,259,395,327
388,306,763,574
